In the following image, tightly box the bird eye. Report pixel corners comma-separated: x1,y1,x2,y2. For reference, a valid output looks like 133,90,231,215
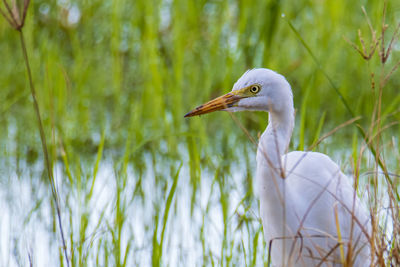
250,85,260,94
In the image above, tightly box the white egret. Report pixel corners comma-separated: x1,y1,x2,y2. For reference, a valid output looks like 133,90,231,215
185,69,371,266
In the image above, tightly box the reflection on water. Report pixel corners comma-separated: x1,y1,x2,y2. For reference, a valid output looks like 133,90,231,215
0,131,397,266
0,144,264,266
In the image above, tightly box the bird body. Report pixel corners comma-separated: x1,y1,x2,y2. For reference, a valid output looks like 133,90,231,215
258,150,370,266
185,68,370,266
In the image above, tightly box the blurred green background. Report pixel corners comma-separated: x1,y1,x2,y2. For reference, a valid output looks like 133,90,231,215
0,0,399,266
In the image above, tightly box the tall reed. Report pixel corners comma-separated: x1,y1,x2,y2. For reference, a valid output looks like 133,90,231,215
0,1,69,266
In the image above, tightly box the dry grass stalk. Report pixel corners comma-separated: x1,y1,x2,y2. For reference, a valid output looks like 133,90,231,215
0,0,29,30
344,2,400,266
0,1,70,266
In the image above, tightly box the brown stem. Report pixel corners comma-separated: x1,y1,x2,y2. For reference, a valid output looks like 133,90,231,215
0,5,15,27
18,29,70,267
2,0,18,27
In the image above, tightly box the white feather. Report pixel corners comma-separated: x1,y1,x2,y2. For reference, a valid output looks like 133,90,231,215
232,68,370,266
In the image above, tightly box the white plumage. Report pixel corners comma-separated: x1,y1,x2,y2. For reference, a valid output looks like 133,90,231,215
185,68,371,266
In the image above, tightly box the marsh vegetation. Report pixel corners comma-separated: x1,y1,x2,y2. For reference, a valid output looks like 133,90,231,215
0,0,399,266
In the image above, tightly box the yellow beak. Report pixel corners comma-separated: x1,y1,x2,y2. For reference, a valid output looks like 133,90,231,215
184,92,243,117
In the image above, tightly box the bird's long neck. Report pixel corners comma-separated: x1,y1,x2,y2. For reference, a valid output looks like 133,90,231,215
257,108,295,176
256,105,295,267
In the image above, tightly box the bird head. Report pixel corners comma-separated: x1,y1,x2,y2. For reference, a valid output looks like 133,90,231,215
184,68,293,117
